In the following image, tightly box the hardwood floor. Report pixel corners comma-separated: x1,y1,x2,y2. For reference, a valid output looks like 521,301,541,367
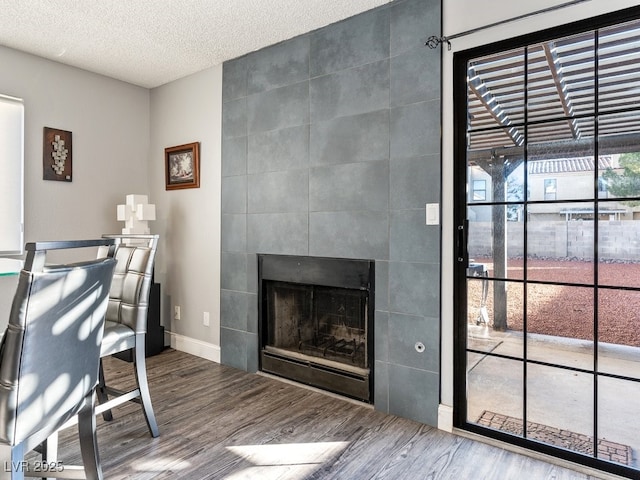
52,349,614,479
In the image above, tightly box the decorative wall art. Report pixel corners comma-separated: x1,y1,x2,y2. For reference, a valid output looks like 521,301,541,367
43,127,72,182
117,194,156,234
165,142,200,190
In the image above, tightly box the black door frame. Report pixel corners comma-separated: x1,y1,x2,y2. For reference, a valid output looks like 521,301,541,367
452,6,640,479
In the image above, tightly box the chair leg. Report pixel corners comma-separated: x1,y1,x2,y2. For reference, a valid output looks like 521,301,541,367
96,361,113,422
78,392,103,480
7,443,25,480
41,431,58,480
134,334,159,437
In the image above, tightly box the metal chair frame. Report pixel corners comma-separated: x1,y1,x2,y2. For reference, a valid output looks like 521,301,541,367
95,234,160,438
1,239,117,480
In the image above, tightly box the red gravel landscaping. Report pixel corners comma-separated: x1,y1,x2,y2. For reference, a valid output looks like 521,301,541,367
467,258,640,347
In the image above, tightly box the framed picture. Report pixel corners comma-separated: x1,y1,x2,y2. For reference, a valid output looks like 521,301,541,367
43,127,72,182
165,142,200,190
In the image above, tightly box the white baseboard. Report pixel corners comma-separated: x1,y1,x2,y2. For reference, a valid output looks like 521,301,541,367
164,330,220,363
438,403,454,432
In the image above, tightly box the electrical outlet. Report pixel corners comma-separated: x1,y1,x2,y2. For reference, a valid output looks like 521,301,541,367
174,305,181,320
203,311,210,327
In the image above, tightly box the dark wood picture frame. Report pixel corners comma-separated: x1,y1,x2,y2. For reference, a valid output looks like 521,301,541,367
165,142,200,190
43,127,72,182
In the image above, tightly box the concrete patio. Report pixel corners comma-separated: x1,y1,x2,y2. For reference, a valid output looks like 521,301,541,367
467,326,640,469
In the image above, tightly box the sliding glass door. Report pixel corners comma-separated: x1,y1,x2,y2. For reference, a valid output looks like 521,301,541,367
454,9,640,478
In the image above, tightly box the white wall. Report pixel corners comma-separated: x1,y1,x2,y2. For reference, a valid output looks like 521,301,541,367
0,46,223,363
0,46,149,330
0,47,222,360
439,0,640,427
149,66,223,362
0,47,150,250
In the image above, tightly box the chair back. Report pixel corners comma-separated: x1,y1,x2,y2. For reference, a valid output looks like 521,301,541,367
98,234,159,334
0,240,116,446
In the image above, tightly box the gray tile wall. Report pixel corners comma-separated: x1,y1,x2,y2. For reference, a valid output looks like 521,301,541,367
221,0,441,427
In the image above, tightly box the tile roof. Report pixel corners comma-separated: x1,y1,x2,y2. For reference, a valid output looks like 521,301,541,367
528,156,615,174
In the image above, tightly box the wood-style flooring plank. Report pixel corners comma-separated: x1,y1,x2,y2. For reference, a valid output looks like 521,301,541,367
47,349,613,479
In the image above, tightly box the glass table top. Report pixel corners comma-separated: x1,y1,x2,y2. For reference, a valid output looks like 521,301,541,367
0,259,22,276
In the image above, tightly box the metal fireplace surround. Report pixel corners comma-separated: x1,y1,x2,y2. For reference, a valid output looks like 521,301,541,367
258,254,374,403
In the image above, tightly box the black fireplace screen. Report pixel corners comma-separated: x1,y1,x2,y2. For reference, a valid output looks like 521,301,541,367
264,281,368,369
258,254,374,402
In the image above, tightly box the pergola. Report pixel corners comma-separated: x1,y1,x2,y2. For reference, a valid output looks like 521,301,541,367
464,18,640,330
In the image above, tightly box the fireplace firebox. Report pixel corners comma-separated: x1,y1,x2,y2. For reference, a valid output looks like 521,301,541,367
258,254,374,403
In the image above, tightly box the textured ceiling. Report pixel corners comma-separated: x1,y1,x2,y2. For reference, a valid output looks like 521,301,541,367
0,0,391,88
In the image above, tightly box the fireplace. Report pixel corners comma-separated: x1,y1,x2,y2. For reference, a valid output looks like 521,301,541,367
258,254,374,403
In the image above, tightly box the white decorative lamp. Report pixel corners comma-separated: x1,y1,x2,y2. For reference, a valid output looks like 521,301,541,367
117,194,156,234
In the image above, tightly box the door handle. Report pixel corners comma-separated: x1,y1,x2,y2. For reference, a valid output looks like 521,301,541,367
456,223,466,263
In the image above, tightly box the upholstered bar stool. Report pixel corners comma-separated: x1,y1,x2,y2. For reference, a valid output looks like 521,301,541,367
96,234,160,438
0,239,117,480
